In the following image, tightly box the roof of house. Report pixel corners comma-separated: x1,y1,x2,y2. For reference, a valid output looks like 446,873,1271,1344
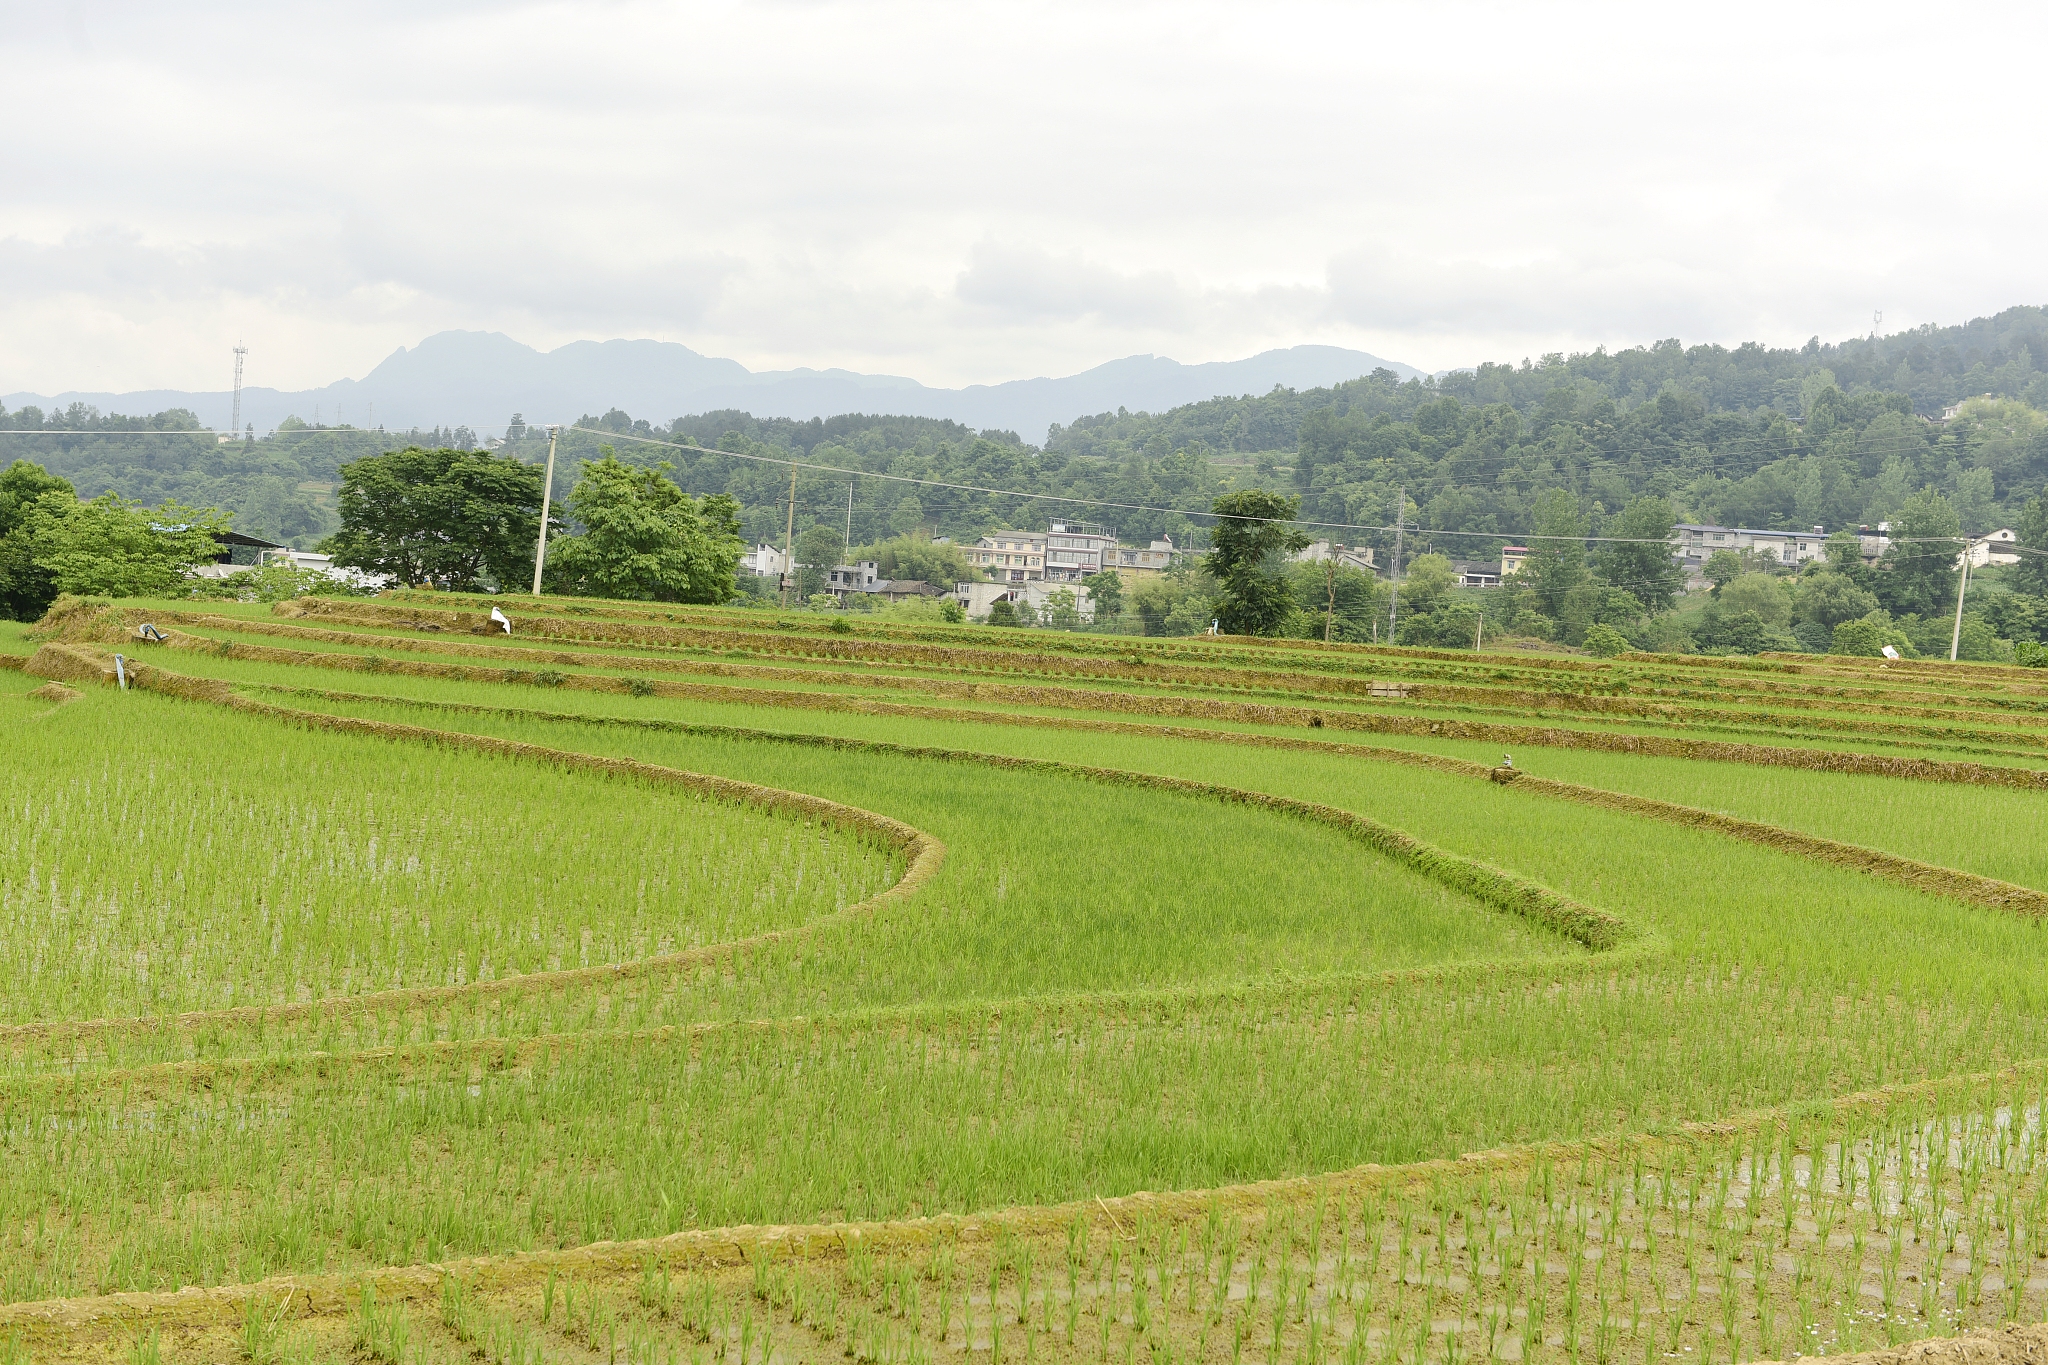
1674,523,1825,538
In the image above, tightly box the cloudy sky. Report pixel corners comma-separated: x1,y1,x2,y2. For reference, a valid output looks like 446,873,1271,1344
6,0,2045,395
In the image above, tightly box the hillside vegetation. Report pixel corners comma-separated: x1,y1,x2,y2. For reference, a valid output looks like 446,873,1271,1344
6,308,2047,565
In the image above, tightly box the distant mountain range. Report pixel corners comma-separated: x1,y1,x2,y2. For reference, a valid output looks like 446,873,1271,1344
4,332,1423,444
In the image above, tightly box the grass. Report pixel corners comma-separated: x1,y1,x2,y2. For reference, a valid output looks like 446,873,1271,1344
13,597,2048,1365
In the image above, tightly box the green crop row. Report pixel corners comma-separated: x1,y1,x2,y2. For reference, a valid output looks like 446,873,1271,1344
16,597,2048,1365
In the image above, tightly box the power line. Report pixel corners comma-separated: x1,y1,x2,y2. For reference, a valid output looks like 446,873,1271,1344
6,418,2037,554
568,425,2040,551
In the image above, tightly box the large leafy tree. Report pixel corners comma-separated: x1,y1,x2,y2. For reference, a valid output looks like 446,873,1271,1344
1288,560,1384,643
1593,495,1684,611
2011,490,2048,598
326,446,546,591
0,460,73,619
1204,489,1309,636
1876,488,1963,618
851,534,978,589
546,455,741,603
1081,569,1124,624
1525,488,1587,618
22,489,227,598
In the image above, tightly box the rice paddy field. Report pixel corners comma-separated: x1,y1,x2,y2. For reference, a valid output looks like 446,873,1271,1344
7,594,2048,1365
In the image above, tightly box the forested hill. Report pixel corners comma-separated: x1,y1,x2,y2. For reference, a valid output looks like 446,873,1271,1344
1044,305,2048,557
1051,305,2048,458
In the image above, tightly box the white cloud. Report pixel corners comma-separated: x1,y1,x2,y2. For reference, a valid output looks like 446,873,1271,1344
3,0,2047,394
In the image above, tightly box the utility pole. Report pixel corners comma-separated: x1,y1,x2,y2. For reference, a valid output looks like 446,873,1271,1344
779,462,799,607
1387,486,1406,636
1949,538,1973,661
531,425,559,595
230,342,247,440
845,483,854,549
1324,552,1337,644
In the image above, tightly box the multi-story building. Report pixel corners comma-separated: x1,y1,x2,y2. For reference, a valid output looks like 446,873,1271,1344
1106,535,1180,577
970,526,1182,582
1043,521,1116,582
968,531,1047,582
739,543,789,579
1674,524,1830,570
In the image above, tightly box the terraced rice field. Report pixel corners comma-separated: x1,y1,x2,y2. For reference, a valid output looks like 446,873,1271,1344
6,595,2048,1365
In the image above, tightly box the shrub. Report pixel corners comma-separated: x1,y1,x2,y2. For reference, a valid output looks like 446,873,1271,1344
1790,621,1833,653
1831,614,1915,658
1581,623,1630,657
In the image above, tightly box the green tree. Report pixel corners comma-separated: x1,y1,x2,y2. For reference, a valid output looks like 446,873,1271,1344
1832,613,1914,658
22,490,227,598
1287,560,1385,643
852,534,977,589
1792,573,1880,630
1398,553,1457,614
1821,531,1875,589
546,456,741,603
985,598,1021,626
1081,570,1125,625
1582,622,1630,657
1130,562,1216,636
1203,489,1309,636
1876,488,1963,618
1039,587,1083,629
2011,491,2048,598
1703,550,1744,595
795,523,846,599
1593,495,1683,611
1525,489,1587,618
0,460,73,619
326,446,547,591
1717,573,1791,626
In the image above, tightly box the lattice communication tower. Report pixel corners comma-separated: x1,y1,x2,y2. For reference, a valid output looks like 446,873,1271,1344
231,343,248,439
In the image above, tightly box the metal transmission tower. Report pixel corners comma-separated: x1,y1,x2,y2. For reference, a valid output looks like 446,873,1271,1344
230,343,248,440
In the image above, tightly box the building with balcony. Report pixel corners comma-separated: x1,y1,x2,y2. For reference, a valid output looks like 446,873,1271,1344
968,531,1047,582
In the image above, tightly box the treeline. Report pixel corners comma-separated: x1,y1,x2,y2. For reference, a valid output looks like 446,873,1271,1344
0,403,484,547
14,303,2048,592
530,410,1231,551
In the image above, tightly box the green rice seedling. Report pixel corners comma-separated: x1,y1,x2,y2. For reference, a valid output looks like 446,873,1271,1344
643,1256,677,1317
243,1294,291,1365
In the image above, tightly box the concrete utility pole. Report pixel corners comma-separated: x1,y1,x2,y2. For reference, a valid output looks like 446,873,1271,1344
779,462,799,607
1387,486,1407,635
1950,539,1973,661
1323,553,1337,644
531,425,558,595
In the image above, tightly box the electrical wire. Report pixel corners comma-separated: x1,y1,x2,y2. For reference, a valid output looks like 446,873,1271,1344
4,420,2036,553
